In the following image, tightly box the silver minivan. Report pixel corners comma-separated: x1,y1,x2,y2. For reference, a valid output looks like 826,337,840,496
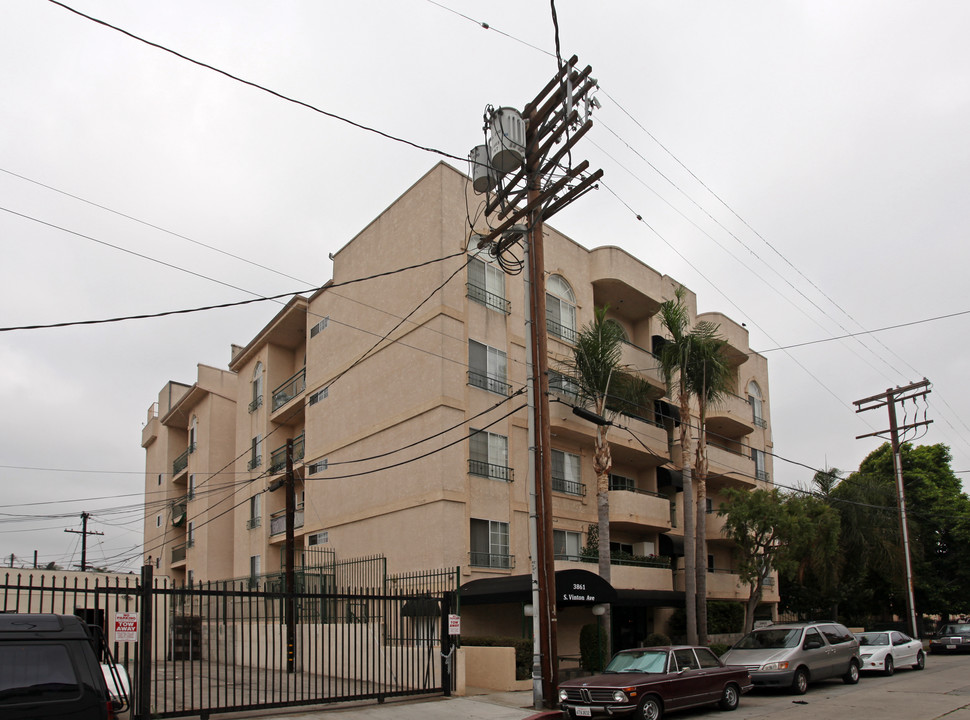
721,621,861,694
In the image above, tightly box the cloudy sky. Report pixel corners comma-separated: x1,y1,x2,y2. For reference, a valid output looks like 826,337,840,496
2,1,968,572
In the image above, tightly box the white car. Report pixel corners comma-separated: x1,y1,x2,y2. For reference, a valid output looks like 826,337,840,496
857,630,925,675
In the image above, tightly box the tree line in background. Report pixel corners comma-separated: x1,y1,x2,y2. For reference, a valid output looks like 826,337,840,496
720,441,970,634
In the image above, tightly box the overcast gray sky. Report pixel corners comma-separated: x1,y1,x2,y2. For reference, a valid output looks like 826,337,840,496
2,1,968,572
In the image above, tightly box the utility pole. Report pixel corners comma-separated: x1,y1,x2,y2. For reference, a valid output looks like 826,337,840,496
854,378,932,638
269,439,297,673
469,55,602,709
65,511,104,572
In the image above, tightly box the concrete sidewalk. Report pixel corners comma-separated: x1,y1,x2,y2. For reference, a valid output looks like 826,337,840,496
223,690,556,720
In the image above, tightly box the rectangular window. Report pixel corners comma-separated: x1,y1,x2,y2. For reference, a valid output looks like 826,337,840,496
156,514,162,528
187,474,196,500
546,295,577,342
308,459,328,474
249,435,262,470
548,370,579,401
247,495,261,529
468,340,509,395
249,555,261,587
470,519,510,568
187,521,195,548
708,554,715,572
608,473,636,492
157,473,162,486
752,448,768,482
308,387,328,406
610,541,634,556
467,255,509,313
187,570,195,587
554,529,582,560
469,430,511,481
552,449,583,496
307,531,329,545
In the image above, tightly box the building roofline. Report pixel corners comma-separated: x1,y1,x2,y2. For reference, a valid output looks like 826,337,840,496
228,295,309,372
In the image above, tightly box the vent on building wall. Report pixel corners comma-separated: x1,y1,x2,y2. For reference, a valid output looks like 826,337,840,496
308,459,328,474
307,531,329,546
310,316,330,338
308,387,329,406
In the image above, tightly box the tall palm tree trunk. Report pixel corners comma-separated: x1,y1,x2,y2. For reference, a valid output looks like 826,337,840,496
594,424,613,656
679,386,697,646
695,404,709,645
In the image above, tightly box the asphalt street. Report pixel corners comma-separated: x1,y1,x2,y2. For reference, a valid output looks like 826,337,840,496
220,652,970,720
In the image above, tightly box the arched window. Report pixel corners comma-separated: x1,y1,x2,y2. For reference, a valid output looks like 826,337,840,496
250,362,264,412
546,275,577,342
747,381,765,427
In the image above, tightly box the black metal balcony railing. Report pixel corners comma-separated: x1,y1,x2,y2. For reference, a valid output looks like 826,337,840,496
753,414,767,429
246,516,261,530
272,368,306,411
248,395,263,413
571,554,673,569
171,544,186,563
173,449,189,475
468,458,513,482
247,455,261,471
469,552,514,569
466,282,511,314
270,506,305,536
608,483,669,500
467,370,511,396
756,470,771,483
269,433,306,475
552,477,586,496
546,318,578,343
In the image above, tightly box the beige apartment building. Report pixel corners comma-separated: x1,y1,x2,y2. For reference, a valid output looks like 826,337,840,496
142,162,778,650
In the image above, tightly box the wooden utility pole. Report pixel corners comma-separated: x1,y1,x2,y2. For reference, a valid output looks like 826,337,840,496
65,511,104,571
855,378,932,638
473,55,602,708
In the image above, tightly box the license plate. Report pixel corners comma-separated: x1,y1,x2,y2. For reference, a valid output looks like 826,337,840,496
947,644,957,650
576,707,592,717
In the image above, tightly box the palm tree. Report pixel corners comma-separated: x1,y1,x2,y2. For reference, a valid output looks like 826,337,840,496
656,287,700,645
687,334,731,645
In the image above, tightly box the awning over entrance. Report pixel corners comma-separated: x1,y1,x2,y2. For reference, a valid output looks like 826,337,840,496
459,568,617,607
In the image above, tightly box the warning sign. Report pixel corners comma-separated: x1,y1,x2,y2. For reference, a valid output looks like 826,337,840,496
115,612,138,642
448,614,461,636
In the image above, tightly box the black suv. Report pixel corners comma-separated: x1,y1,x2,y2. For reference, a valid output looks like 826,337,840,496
0,613,128,719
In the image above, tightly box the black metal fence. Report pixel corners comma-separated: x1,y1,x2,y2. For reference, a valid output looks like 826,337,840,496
1,567,457,720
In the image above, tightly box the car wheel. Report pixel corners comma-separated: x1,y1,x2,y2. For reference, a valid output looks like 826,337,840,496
843,659,861,684
639,695,663,720
718,683,740,712
913,651,925,670
791,667,809,695
883,655,894,677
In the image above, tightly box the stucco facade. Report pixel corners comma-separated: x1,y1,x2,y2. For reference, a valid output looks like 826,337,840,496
142,162,777,644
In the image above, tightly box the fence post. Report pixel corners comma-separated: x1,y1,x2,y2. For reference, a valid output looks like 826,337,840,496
136,564,154,720
440,591,452,696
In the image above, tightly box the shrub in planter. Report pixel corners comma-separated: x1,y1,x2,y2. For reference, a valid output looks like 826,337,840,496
580,623,608,672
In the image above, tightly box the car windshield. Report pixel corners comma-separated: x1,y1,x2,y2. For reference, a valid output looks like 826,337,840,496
858,632,889,646
941,624,970,634
604,650,668,674
733,628,802,650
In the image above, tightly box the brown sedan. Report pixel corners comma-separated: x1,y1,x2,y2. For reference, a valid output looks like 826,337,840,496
558,646,752,720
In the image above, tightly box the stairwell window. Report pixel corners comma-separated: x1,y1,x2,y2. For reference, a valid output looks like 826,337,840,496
188,416,198,453
467,253,509,313
546,274,577,343
247,495,261,529
468,340,509,395
187,521,195,548
248,435,262,470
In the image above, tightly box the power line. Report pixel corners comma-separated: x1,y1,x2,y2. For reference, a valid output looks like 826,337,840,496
48,0,467,164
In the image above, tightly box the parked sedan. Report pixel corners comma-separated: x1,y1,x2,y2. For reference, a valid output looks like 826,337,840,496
558,646,752,720
857,631,925,675
929,623,970,654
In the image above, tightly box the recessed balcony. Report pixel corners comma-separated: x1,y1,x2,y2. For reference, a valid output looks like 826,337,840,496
608,488,672,532
271,368,306,423
707,392,755,439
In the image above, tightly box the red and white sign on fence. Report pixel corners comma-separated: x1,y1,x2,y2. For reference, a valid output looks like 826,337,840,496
114,611,138,642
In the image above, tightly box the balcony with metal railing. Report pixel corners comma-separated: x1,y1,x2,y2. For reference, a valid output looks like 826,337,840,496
173,449,189,476
619,340,666,394
272,368,306,415
707,392,756,439
468,458,513,482
270,505,305,536
469,552,514,569
269,433,305,475
552,476,586,497
171,543,187,565
466,282,511,314
467,370,511,396
547,318,578,344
